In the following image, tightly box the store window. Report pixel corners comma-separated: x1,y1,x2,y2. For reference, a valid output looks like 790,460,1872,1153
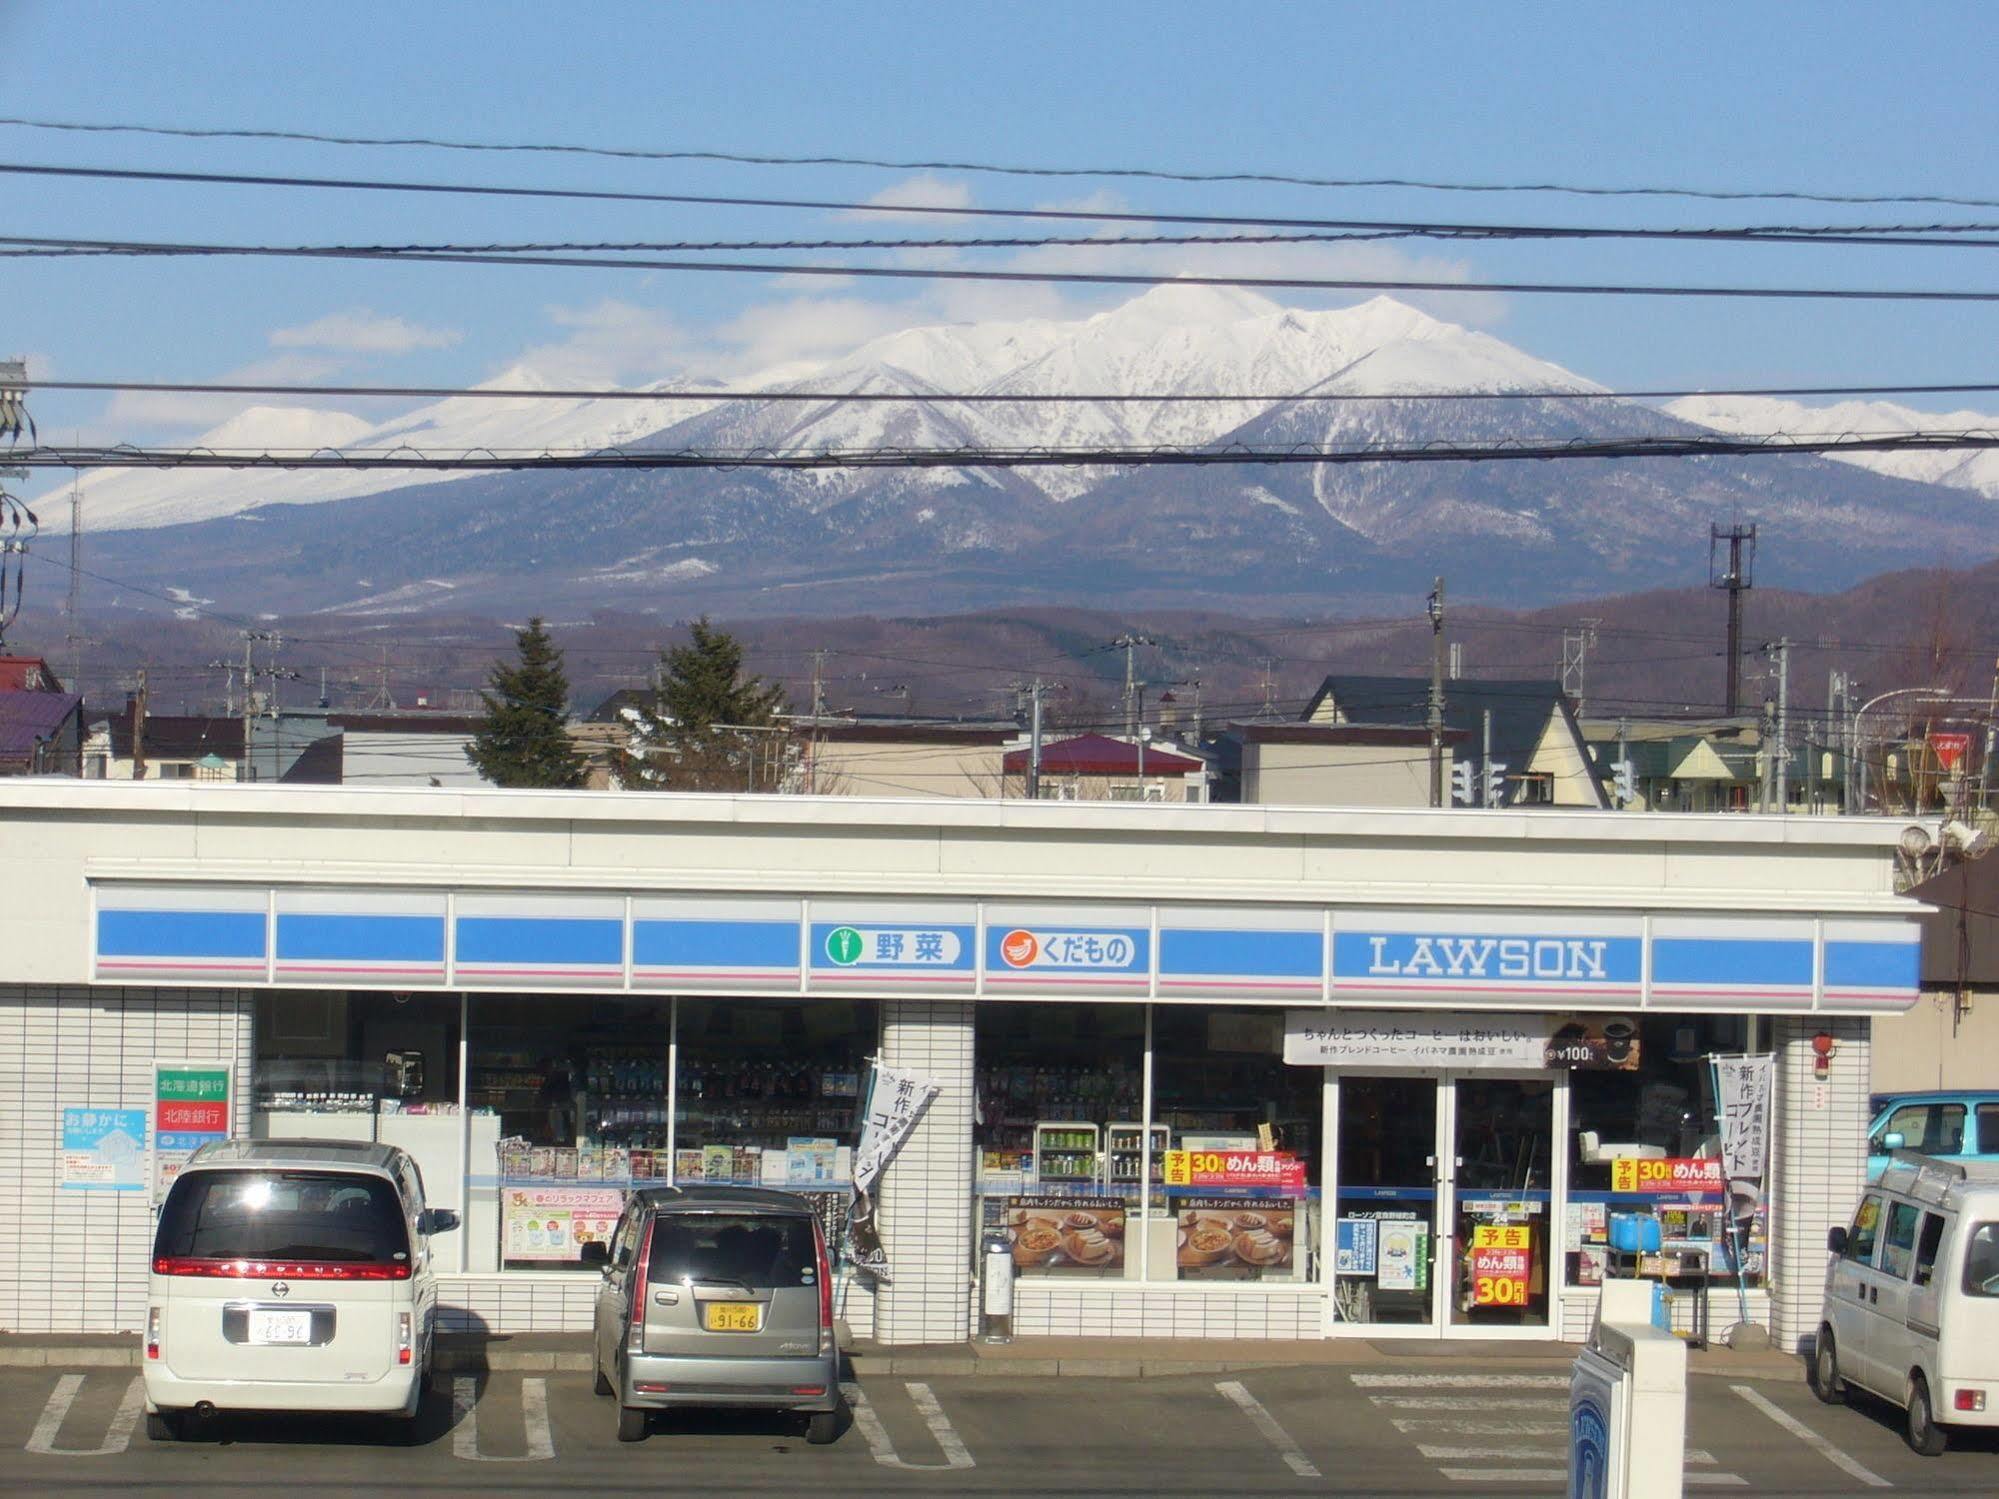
471,994,669,1271
1565,1014,1764,1288
974,1003,1144,1278
253,989,467,1259
1152,1007,1317,1284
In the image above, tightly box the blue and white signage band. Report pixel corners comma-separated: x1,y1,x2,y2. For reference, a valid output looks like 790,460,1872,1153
86,883,1924,1014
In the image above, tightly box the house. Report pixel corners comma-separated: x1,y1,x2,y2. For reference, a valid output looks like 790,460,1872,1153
1873,850,1999,1092
1212,722,1466,806
793,717,1017,798
0,689,85,775
87,702,246,780
1001,731,1209,802
1301,675,1607,808
323,710,491,788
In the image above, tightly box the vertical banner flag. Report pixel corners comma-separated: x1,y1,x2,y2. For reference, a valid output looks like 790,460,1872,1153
847,1063,941,1280
1712,1052,1774,1313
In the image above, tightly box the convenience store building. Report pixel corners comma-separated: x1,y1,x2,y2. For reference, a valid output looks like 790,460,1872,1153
0,781,1919,1351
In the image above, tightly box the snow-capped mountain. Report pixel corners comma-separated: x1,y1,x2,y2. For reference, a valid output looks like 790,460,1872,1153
64,287,1999,619
1667,394,1999,499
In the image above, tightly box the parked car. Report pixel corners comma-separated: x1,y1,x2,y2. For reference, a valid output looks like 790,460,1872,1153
142,1138,457,1440
1812,1152,1999,1454
583,1184,842,1444
1866,1092,1999,1181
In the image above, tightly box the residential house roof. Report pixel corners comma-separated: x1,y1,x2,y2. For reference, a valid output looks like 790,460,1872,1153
327,712,485,735
104,703,244,762
1002,732,1203,777
0,656,62,692
0,690,83,765
279,732,345,785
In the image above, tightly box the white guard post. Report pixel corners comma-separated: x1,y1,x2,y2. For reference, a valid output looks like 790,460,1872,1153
980,1230,1015,1343
1569,1279,1687,1499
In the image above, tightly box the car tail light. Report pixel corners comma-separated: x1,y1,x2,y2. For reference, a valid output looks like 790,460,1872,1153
791,1385,826,1397
633,1381,669,1394
151,1256,411,1280
396,1311,413,1366
1954,1388,1986,1412
145,1307,161,1361
812,1218,834,1350
628,1220,654,1354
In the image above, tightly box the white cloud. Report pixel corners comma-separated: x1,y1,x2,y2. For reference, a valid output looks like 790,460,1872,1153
105,351,351,428
271,310,462,354
513,299,689,384
711,296,922,374
843,173,976,223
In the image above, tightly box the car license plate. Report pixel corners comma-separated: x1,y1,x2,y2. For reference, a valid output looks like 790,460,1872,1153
248,1309,313,1345
704,1302,761,1333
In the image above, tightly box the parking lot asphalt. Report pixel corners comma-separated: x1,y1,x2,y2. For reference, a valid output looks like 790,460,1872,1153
4,1359,1996,1498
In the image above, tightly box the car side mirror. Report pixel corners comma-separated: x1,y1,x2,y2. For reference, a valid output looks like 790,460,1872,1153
579,1240,610,1268
1882,1132,1906,1151
421,1208,460,1236
1827,1225,1848,1255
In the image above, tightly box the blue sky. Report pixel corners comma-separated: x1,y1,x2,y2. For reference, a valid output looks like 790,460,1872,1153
4,0,1996,484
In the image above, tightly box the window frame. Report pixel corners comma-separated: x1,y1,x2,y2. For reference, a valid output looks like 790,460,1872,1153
1845,1192,1885,1266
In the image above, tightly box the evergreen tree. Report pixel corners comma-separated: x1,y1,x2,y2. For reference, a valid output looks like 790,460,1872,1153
615,617,789,792
467,617,587,788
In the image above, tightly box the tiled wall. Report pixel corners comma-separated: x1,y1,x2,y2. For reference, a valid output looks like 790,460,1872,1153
871,999,975,1345
0,985,254,1334
1770,1015,1870,1352
1012,1285,1325,1340
437,1273,596,1333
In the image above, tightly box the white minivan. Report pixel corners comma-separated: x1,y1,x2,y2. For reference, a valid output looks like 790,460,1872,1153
142,1138,456,1440
1812,1151,1999,1454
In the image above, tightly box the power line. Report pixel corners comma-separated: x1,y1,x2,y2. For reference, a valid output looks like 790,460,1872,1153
8,159,1999,245
14,232,1999,302
11,429,1999,473
7,116,1999,210
25,376,1999,406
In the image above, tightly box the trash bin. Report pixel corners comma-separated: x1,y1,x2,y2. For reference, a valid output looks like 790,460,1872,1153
980,1231,1014,1344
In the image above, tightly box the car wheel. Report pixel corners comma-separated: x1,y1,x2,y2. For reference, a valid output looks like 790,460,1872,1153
1906,1373,1948,1456
617,1404,648,1443
806,1407,842,1446
594,1362,614,1397
1809,1330,1845,1405
145,1410,183,1442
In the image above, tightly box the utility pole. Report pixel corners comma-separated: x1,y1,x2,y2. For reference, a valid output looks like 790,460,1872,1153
1825,670,1854,815
1710,523,1757,717
1111,633,1154,740
65,470,83,696
1427,577,1446,808
131,669,149,780
1765,638,1791,813
1259,659,1278,721
1027,679,1045,801
240,633,257,781
1759,697,1776,812
806,649,826,794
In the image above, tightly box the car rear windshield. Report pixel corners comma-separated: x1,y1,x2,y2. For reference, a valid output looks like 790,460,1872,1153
1965,1223,1999,1298
647,1212,817,1288
155,1170,410,1266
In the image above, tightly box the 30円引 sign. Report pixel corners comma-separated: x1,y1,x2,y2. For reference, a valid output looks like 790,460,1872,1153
1470,1243,1532,1307
1162,1149,1307,1191
1610,1156,1724,1195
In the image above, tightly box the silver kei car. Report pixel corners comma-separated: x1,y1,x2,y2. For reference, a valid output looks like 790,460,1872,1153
582,1185,844,1444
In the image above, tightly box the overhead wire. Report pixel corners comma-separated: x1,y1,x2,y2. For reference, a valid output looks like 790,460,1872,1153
12,232,1999,302
6,116,1999,210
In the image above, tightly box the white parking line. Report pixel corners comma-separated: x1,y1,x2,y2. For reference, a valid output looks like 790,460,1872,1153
25,1374,143,1456
1216,1380,1321,1479
1730,1384,1890,1489
841,1380,976,1471
1370,1394,1568,1410
1393,1417,1568,1436
1438,1467,1564,1483
1353,1373,1569,1388
451,1375,554,1462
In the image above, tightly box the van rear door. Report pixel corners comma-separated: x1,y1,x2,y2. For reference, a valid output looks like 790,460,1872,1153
640,1212,823,1360
152,1169,412,1386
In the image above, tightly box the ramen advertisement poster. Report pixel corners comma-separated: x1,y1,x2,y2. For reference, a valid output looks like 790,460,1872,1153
1176,1195,1297,1279
1005,1194,1126,1273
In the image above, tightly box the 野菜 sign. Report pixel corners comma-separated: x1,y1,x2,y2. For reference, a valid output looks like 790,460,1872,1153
1162,1149,1307,1191
1610,1156,1725,1195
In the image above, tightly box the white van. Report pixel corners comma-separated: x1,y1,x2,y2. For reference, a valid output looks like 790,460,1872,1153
142,1138,456,1440
1812,1151,1999,1454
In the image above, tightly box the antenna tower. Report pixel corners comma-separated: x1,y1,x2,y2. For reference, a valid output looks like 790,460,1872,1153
1710,523,1757,717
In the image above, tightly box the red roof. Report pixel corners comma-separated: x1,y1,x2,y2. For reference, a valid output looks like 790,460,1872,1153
1002,731,1203,776
0,656,61,692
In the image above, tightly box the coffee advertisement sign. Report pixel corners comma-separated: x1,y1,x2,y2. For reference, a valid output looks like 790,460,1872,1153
1285,1011,1640,1071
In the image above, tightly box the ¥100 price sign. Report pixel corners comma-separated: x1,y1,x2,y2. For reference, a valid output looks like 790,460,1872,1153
1610,1156,1724,1195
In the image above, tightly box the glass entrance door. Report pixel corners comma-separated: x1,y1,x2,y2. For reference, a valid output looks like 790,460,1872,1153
1446,1075,1556,1331
1331,1074,1439,1329
1330,1071,1564,1337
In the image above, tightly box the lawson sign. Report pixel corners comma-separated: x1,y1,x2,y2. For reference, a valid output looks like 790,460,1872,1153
1332,916,1644,1003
